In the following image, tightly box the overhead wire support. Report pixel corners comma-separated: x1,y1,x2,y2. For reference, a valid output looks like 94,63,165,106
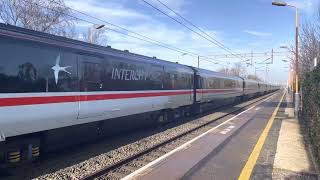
207,51,288,58
141,0,246,62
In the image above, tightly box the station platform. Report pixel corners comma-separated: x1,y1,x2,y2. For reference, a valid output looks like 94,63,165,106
122,91,319,180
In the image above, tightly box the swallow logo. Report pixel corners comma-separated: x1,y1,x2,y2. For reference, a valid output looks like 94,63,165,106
51,54,71,84
0,131,5,142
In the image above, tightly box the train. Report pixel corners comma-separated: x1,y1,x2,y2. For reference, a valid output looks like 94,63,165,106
0,23,279,166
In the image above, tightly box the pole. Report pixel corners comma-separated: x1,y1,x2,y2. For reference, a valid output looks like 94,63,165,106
198,56,200,69
265,65,267,82
295,7,299,115
271,48,273,64
89,27,93,43
251,51,253,65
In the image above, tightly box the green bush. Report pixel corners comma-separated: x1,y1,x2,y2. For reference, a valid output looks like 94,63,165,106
302,66,320,163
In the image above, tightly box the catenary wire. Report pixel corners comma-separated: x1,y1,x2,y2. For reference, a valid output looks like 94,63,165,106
39,0,229,64
18,0,229,66
141,0,246,61
153,0,238,55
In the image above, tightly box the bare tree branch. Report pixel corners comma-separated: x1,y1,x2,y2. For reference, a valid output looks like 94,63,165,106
247,74,262,81
0,0,76,37
218,62,247,77
298,20,320,80
82,25,108,45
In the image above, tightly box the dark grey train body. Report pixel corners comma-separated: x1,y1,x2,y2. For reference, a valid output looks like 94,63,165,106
0,23,279,166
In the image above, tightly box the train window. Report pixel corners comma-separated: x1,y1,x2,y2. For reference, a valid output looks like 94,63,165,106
195,75,201,89
232,81,236,88
177,73,184,89
0,37,78,93
213,79,221,89
48,52,79,92
83,62,101,83
83,64,101,91
208,78,213,88
225,79,232,88
149,64,164,90
164,67,177,90
162,67,193,90
172,74,178,89
80,55,102,91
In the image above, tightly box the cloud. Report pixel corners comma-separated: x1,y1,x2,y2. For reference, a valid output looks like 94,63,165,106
65,0,150,23
140,0,190,15
287,0,319,15
243,30,272,37
65,0,241,70
105,23,225,67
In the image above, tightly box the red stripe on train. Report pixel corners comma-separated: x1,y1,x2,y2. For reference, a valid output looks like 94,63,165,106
0,89,239,107
196,89,241,93
0,90,191,107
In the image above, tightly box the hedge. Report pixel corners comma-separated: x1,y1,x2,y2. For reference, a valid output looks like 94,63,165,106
302,66,320,163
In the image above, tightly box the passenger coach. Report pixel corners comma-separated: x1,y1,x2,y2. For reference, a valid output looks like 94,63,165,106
195,69,244,111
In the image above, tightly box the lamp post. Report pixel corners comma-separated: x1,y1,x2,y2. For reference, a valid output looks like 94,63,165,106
213,62,228,70
177,53,187,63
255,65,265,76
273,1,299,115
89,24,105,43
282,59,292,92
280,46,295,97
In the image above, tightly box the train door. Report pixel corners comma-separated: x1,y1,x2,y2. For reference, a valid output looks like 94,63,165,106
196,74,203,102
243,80,246,95
77,54,105,119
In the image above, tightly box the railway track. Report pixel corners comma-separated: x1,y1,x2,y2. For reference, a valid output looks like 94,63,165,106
80,92,278,180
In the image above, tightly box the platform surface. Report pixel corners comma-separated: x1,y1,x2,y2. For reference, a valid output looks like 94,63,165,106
122,91,319,180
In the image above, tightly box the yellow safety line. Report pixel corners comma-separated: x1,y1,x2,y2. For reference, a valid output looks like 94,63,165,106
238,92,286,180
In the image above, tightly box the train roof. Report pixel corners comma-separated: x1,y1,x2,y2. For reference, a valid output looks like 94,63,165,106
196,68,243,81
243,79,259,83
243,79,266,85
0,23,193,73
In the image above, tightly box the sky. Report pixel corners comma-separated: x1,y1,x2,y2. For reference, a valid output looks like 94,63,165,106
64,0,320,85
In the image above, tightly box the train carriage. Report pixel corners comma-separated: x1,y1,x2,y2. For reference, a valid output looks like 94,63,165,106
243,79,261,98
195,69,244,111
0,23,194,164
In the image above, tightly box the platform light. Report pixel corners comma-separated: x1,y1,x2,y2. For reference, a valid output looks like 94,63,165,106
95,24,105,30
272,1,287,6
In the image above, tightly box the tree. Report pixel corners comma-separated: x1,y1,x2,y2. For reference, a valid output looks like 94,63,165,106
299,22,320,77
218,67,232,75
247,74,261,81
0,0,76,37
82,25,107,45
230,62,246,77
218,62,247,77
